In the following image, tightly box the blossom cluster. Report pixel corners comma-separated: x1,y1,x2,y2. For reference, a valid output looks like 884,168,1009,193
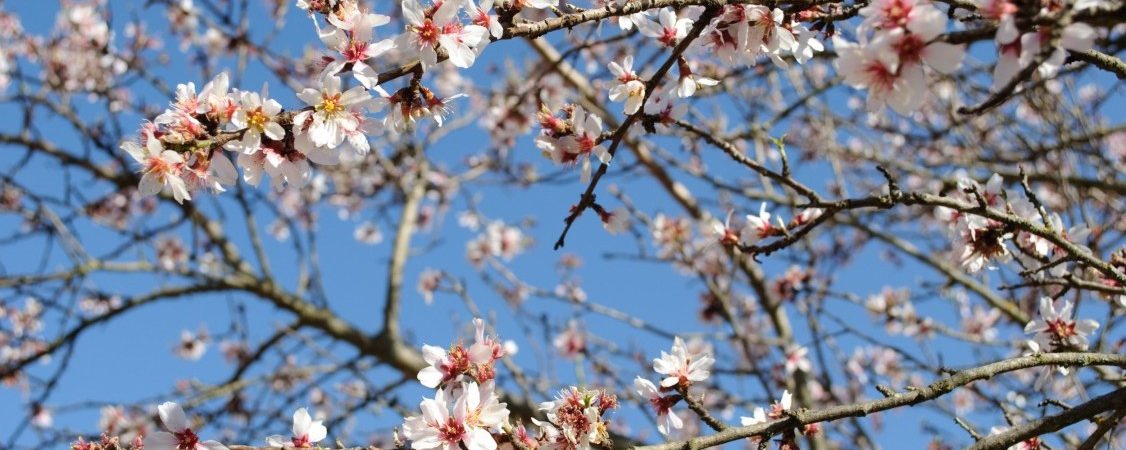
405,319,513,450
834,0,966,114
934,173,1090,276
132,402,326,450
123,0,574,203
633,336,716,435
710,204,824,249
535,105,612,182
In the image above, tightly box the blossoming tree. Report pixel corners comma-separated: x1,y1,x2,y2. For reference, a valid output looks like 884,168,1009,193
0,0,1123,449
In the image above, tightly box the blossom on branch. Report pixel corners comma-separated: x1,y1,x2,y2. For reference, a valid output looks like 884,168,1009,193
144,402,227,450
652,336,715,388
265,407,327,448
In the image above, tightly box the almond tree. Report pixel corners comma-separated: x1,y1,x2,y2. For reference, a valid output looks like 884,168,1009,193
0,0,1123,449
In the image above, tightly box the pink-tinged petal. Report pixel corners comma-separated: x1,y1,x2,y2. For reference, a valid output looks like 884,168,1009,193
440,35,476,68
907,8,946,41
145,132,164,157
433,0,461,25
996,16,1019,44
421,46,439,69
161,150,185,165
421,398,449,423
264,122,285,141
991,52,1020,91
664,409,683,432
231,109,249,129
923,42,965,74
262,97,282,115
1077,319,1099,334
340,86,371,106
210,153,238,187
634,377,659,397
461,25,488,47
283,160,310,188
464,427,497,450
469,344,492,364
413,434,443,450
888,64,926,114
319,25,346,50
307,419,328,443
144,431,179,450
1060,23,1095,52
659,376,679,388
157,402,189,432
464,382,482,411
422,345,447,364
306,146,340,166
297,89,323,107
265,435,287,447
488,20,503,39
121,142,146,163
293,408,312,438
198,441,229,450
138,173,162,197
168,176,191,204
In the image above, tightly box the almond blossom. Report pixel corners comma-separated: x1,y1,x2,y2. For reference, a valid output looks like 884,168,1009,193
537,387,618,450
266,407,327,448
637,8,693,47
537,106,611,182
466,0,502,40
418,344,471,388
652,336,715,388
782,344,812,374
858,0,942,34
121,131,192,204
294,73,371,149
398,0,488,69
318,10,395,89
228,87,285,154
634,377,683,435
744,6,796,66
671,59,716,97
834,34,924,114
1024,297,1099,351
403,382,509,450
740,203,774,246
144,402,227,450
607,56,646,114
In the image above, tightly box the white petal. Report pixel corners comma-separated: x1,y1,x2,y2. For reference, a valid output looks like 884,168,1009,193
923,42,965,74
307,420,328,443
264,122,285,141
139,172,163,197
293,407,312,437
199,441,229,450
144,431,178,450
157,402,188,432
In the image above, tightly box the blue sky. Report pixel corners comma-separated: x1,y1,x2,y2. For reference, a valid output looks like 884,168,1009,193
1,1,1122,449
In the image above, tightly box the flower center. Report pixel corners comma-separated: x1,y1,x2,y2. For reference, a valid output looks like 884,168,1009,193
417,19,440,45
343,40,369,62
438,417,466,443
247,108,268,130
174,429,200,450
319,94,343,116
